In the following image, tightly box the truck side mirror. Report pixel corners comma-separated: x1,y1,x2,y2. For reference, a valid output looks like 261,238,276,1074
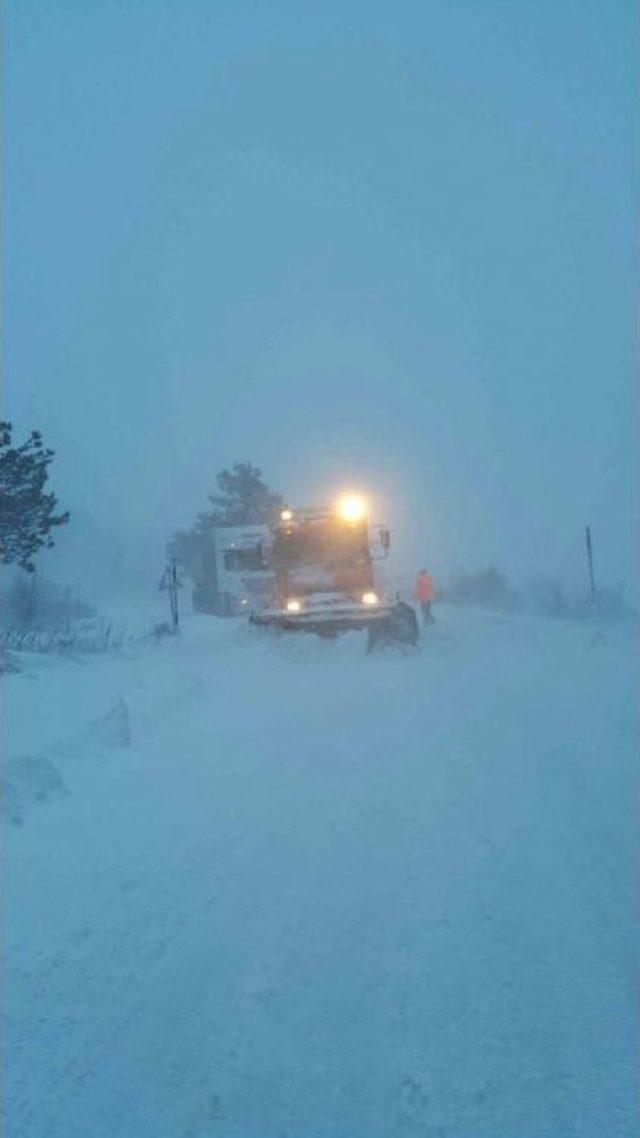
380,528,390,552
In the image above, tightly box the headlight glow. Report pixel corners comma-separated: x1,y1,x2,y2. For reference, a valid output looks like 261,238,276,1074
362,591,379,605
337,494,366,522
286,598,302,613
280,508,293,522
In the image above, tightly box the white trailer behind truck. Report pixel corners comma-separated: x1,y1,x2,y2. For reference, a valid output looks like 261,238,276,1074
193,524,274,615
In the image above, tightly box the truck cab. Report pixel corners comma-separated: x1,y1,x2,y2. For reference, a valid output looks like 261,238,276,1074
193,524,274,615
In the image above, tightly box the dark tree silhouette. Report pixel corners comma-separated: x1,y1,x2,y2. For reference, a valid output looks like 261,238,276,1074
207,462,283,526
167,523,209,583
0,422,69,572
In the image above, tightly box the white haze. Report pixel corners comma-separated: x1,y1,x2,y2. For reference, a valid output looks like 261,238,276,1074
4,2,636,602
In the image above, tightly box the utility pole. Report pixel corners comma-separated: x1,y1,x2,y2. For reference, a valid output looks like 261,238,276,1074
585,525,596,601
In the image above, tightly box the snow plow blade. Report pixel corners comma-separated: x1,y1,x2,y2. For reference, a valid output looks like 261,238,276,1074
365,601,420,652
250,601,419,650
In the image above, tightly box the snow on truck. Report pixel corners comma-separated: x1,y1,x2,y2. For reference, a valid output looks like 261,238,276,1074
249,495,419,651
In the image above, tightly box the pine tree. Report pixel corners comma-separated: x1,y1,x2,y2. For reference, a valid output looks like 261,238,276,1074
0,422,69,572
207,462,283,526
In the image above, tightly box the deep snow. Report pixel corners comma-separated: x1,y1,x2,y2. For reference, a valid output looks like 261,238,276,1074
2,606,637,1137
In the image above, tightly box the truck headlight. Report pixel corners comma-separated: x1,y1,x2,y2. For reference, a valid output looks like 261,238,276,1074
286,598,302,613
362,591,379,605
337,494,366,522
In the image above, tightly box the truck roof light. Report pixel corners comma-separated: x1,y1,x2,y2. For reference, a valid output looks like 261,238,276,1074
337,494,366,522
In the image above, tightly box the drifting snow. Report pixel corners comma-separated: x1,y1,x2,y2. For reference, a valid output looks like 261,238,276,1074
2,606,637,1136
2,700,131,824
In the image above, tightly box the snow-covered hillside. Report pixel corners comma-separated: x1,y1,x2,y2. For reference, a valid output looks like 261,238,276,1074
3,606,637,1137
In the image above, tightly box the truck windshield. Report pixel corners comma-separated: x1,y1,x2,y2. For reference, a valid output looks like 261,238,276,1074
274,519,369,570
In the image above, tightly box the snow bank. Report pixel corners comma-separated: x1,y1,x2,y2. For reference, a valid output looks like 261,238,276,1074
1,700,130,824
1,755,66,824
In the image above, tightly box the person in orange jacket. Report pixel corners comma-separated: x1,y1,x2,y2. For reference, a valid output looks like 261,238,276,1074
414,568,436,624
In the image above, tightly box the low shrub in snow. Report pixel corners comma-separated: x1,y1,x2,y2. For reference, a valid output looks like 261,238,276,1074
444,566,517,610
0,571,127,654
525,575,631,621
2,571,96,631
0,617,124,654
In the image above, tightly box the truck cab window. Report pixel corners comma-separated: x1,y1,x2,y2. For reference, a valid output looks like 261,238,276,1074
223,546,265,572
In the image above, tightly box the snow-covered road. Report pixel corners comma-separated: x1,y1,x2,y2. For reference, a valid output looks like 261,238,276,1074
3,607,637,1137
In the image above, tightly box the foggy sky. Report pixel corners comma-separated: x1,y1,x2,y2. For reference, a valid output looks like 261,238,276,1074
4,1,637,594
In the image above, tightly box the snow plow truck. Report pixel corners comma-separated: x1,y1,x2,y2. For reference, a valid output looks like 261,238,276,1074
249,495,419,652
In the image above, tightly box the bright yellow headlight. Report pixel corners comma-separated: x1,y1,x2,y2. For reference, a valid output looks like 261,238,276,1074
280,508,293,521
337,494,366,522
286,598,302,613
362,591,379,605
